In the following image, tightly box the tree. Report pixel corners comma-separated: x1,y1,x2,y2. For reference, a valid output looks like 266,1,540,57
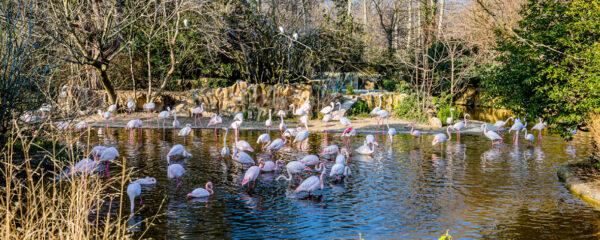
484,0,600,136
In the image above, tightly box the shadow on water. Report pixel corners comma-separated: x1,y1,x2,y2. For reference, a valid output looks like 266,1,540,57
84,126,600,239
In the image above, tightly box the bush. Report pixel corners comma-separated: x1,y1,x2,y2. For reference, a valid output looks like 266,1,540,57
346,85,354,95
394,94,427,122
201,78,231,88
349,101,370,116
381,79,412,94
437,105,462,125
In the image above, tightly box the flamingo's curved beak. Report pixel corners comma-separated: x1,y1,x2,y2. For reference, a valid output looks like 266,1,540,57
241,179,247,186
187,193,191,197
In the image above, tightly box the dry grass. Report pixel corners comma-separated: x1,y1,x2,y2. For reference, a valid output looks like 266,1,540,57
0,121,155,240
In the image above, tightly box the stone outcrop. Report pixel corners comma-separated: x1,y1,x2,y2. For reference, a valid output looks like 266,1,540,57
358,92,408,111
428,117,443,128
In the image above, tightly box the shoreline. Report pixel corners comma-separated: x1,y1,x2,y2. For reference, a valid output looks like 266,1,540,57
557,164,600,210
83,113,488,135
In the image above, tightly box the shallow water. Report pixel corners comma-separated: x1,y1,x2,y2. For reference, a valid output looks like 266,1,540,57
89,127,599,239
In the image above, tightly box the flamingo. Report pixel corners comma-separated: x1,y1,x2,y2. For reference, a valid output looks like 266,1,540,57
408,123,421,139
290,103,308,116
265,109,272,133
242,166,260,189
97,110,111,129
279,117,287,139
142,102,155,128
522,128,535,145
283,128,297,140
432,126,453,152
233,112,244,122
355,142,376,155
383,116,396,144
236,140,254,152
370,95,383,126
266,137,287,154
335,149,349,165
276,110,287,120
233,149,255,165
192,103,206,127
377,109,390,133
99,147,119,178
320,102,335,115
125,119,142,139
157,107,171,130
482,123,503,147
133,177,157,185
70,158,99,175
39,103,52,118
276,161,310,182
221,128,230,158
452,113,470,140
257,133,271,151
107,104,117,123
298,115,309,129
127,182,141,213
294,122,310,150
207,114,223,137
364,134,377,146
509,117,527,145
166,144,192,164
295,168,327,196
179,124,192,144
259,158,284,172
299,154,320,168
322,113,332,132
493,117,514,136
126,98,135,115
330,162,351,180
299,95,312,113
446,108,455,126
531,117,547,142
172,108,180,132
336,102,352,127
74,121,88,137
320,145,339,156
230,120,243,142
167,163,186,190
341,127,356,148
187,182,214,198
92,146,107,161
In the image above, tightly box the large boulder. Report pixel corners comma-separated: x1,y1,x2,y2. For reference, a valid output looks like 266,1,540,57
429,117,443,129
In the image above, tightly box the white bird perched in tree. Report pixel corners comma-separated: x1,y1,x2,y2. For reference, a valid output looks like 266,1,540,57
432,126,453,152
265,109,273,133
127,182,141,213
242,166,260,189
166,144,192,164
493,117,514,136
126,98,135,115
446,108,455,126
187,182,215,198
482,124,503,147
295,168,327,196
167,163,186,190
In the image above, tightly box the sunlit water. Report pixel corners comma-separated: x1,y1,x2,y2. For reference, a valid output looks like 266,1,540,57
88,127,599,239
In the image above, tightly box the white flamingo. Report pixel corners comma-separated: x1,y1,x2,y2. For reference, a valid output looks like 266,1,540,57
125,119,142,139
258,158,284,172
74,121,88,136
370,95,382,119
192,103,206,127
295,168,327,196
493,117,514,136
126,98,135,115
299,154,320,168
294,122,310,150
142,102,155,128
92,146,107,161
531,117,547,142
157,107,171,130
221,128,230,158
233,151,255,165
341,127,356,148
330,162,351,180
299,95,311,112
320,102,335,115
276,161,310,182
432,126,453,151
377,109,390,132
127,182,141,213
166,144,192,164
266,138,287,154
290,103,308,116
167,163,186,190
236,140,254,152
207,114,223,137
172,107,180,132
355,142,376,155
509,117,527,145
408,123,421,139
522,128,535,145
242,166,260,189
482,123,503,147
99,147,119,178
336,102,352,127
320,145,339,156
364,134,377,147
187,182,214,198
384,117,397,144
230,120,243,142
97,110,111,129
265,109,272,133
179,124,192,144
70,158,99,175
452,113,470,140
446,108,455,125
257,133,270,151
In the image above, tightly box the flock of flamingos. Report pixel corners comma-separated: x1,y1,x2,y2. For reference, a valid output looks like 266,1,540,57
51,94,561,214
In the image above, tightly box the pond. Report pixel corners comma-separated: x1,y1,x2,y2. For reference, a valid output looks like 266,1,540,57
89,127,599,239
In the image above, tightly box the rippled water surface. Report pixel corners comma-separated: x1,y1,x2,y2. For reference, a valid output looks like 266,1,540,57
90,127,599,239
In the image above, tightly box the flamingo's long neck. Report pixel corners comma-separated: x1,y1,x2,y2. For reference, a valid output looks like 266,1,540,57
320,170,326,189
223,129,228,146
386,117,390,130
410,125,415,135
130,195,135,213
446,127,451,140
450,109,454,119
337,103,342,118
378,95,382,108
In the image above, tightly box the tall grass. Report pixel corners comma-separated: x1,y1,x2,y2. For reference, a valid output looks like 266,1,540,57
0,121,152,239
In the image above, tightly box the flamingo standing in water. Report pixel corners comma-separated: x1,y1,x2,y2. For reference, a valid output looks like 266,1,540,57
493,117,513,136
257,133,270,151
522,128,535,145
265,109,273,133
167,163,186,190
266,137,286,155
482,124,503,147
432,126,453,152
107,104,117,123
172,107,180,134
70,158,99,175
370,95,383,130
330,161,351,180
341,127,356,149
259,158,284,172
125,119,143,139
230,120,243,141
509,117,527,145
355,142,376,155
99,147,119,178
207,114,223,137
127,182,141,213
299,95,312,113
74,121,88,137
295,168,327,196
336,102,352,127
277,110,287,137
126,98,135,115
187,182,214,198
299,155,321,168
452,113,470,141
531,117,547,142
446,108,455,126
157,107,171,130
294,121,310,150
192,103,206,127
384,116,397,144
320,102,334,131
233,151,255,165
179,124,192,144
320,144,339,156
276,161,310,182
97,110,111,129
92,146,107,161
242,166,260,189
364,134,377,147
408,123,421,140
166,144,192,164
221,128,230,158
142,102,155,128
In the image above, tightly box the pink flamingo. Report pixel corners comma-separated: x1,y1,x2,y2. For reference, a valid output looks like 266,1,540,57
97,110,111,129
127,182,141,213
277,110,286,138
70,158,98,175
167,163,186,190
341,127,356,149
294,126,310,150
99,147,119,178
206,114,222,137
192,103,206,127
295,168,327,196
258,158,284,172
92,146,107,161
179,124,192,144
408,123,421,139
242,166,260,189
531,116,547,143
257,133,271,151
330,162,351,181
432,126,453,152
493,117,513,136
276,161,310,182
320,145,339,156
265,137,287,155
265,109,272,133
157,107,171,130
166,144,192,164
482,124,503,147
299,154,320,168
142,102,155,128
230,120,242,142
126,98,135,115
452,113,470,141
187,182,214,198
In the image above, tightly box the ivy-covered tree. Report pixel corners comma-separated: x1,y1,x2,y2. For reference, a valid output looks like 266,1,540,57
484,0,600,137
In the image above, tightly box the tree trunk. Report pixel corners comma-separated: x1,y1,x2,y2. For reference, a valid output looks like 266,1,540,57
95,64,117,105
450,48,455,105
347,0,352,17
362,0,367,26
407,0,412,49
437,0,445,37
146,44,152,102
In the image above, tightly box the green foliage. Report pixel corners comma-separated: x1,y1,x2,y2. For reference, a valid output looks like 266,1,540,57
346,85,354,95
437,105,462,125
483,0,600,137
394,94,427,122
349,101,370,116
200,78,232,88
381,79,412,94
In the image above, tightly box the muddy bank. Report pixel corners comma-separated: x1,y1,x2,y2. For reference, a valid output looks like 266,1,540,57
558,163,600,210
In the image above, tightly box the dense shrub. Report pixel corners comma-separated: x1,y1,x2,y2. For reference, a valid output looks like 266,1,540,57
394,94,427,122
349,101,370,117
